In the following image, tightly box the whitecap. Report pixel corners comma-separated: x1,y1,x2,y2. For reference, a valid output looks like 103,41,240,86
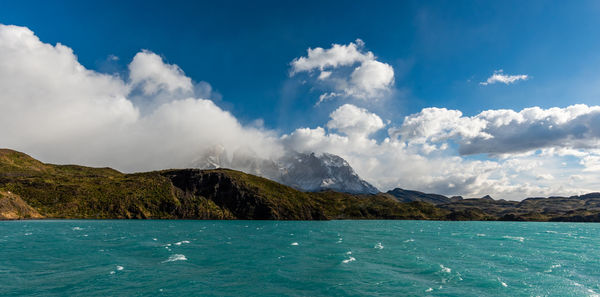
152,238,158,241
174,240,190,246
476,233,486,237
425,288,433,292
374,242,384,249
404,238,414,243
440,265,451,273
110,271,115,275
163,254,187,263
346,251,352,255
342,257,356,264
502,236,524,242
291,242,299,246
116,266,124,271
72,227,83,231
498,278,508,287
24,233,32,236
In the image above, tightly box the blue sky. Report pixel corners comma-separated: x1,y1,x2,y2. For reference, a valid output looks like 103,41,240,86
2,1,600,199
3,0,600,131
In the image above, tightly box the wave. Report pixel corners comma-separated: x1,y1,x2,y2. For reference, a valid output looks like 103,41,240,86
163,254,187,263
502,235,524,242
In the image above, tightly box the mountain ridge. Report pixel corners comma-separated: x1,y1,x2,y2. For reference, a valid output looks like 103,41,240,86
2,148,600,222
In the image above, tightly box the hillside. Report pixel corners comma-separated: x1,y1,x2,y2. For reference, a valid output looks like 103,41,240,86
0,149,446,220
3,149,600,221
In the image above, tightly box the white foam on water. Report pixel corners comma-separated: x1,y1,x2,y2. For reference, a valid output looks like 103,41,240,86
404,238,414,243
116,266,124,271
342,257,356,264
163,254,187,263
545,230,558,234
110,271,115,275
374,242,384,249
346,251,352,255
476,233,486,237
502,236,524,242
152,238,157,241
174,240,190,246
425,288,433,292
72,227,83,231
24,233,32,236
291,242,299,246
498,278,508,287
440,265,451,273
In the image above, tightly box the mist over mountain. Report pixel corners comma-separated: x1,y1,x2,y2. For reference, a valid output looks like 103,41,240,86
192,147,379,194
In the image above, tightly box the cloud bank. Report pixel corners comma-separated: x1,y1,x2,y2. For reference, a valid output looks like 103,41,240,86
1,24,599,200
0,24,283,172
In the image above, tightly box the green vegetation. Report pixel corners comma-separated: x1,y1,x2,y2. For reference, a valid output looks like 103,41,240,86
3,148,600,221
0,149,446,220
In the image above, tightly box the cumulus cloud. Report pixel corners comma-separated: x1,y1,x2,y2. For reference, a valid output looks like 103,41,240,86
0,24,282,172
129,50,193,95
480,69,528,85
393,104,600,156
290,39,394,103
326,104,384,138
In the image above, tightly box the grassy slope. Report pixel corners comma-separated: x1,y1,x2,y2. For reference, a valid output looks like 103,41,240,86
0,149,447,220
0,149,229,219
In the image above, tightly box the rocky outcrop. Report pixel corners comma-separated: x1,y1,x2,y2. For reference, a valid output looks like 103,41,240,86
162,169,326,220
0,190,43,219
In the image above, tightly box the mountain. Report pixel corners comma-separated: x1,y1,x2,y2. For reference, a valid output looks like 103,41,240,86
0,149,441,220
277,152,379,194
387,188,451,204
439,193,600,221
193,149,379,194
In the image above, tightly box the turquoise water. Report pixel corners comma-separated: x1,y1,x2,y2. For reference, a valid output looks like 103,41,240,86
1,221,599,296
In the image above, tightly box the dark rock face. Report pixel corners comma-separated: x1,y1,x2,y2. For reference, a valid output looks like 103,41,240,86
386,188,450,204
161,169,326,220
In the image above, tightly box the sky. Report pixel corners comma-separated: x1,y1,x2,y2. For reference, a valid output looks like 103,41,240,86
1,0,600,200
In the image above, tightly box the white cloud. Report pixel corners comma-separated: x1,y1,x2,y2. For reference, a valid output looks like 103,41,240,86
0,24,282,172
290,39,371,73
480,69,528,85
348,60,394,98
390,104,600,156
290,39,394,103
129,50,193,95
326,104,385,138
389,107,491,144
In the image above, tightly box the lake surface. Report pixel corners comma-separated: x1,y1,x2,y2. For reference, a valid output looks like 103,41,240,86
1,220,599,296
